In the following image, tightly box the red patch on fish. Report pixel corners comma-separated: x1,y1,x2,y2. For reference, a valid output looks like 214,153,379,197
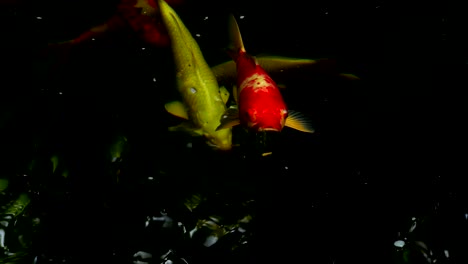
49,0,185,47
42,0,185,79
118,0,171,47
119,0,184,46
103,0,185,47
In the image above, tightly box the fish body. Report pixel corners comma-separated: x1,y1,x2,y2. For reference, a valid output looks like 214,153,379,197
42,0,184,80
235,54,288,131
211,56,359,88
157,0,232,150
217,16,314,133
49,0,184,47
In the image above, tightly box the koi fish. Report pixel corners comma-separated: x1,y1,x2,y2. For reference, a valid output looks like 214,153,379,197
216,15,315,133
212,56,359,90
157,0,232,151
49,0,184,48
41,0,184,80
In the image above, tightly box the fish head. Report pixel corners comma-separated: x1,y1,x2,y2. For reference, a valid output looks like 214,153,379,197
204,128,233,151
245,108,288,132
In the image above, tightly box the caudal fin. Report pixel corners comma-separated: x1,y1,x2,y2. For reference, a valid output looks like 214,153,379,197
227,14,245,60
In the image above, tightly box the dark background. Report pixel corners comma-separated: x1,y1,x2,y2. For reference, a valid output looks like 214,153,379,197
1,0,467,263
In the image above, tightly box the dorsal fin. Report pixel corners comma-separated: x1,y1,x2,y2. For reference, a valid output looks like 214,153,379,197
165,101,189,120
226,14,245,60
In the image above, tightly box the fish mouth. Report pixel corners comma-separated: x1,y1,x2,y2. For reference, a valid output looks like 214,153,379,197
257,127,281,132
205,140,232,152
215,145,232,151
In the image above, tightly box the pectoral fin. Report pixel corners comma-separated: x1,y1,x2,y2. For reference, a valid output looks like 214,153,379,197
232,85,238,103
168,122,203,136
256,55,320,72
219,86,230,104
285,110,315,133
338,73,360,80
165,101,189,120
216,106,240,131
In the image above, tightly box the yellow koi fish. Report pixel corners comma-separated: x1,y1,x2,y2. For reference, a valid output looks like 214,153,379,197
157,0,232,150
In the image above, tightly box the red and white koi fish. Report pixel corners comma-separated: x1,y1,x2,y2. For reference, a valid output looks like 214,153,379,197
216,15,315,133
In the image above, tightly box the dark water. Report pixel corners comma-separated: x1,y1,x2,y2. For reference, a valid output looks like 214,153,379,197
1,0,467,263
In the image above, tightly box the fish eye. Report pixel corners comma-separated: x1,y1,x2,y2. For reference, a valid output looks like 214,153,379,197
189,87,197,94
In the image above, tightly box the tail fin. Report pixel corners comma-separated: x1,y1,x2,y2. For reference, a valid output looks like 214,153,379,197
226,14,245,60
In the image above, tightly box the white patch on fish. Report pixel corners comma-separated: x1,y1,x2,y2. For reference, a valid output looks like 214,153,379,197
240,73,272,92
